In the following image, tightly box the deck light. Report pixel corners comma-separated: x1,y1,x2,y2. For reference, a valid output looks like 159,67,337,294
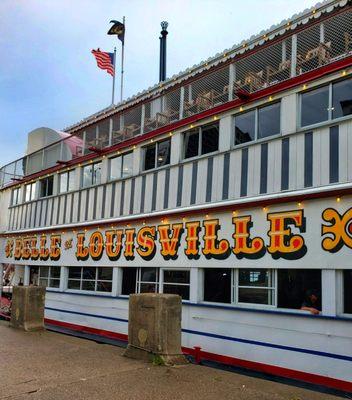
239,106,244,112
342,70,347,76
190,124,194,129
303,84,307,90
263,207,268,212
117,151,121,155
232,211,237,216
150,139,154,143
182,217,186,222
298,202,302,207
213,116,218,121
205,214,209,219
169,132,173,136
133,145,136,149
142,221,146,225
337,197,341,202
269,96,273,101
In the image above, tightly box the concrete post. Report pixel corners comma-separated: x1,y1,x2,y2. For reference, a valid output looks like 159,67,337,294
10,286,46,331
123,293,187,365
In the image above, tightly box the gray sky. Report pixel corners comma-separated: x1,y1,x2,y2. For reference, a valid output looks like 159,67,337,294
0,0,318,165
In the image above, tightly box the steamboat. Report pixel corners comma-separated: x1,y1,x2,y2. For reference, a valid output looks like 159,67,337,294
1,0,352,392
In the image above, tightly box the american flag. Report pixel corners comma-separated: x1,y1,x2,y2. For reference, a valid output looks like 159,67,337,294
91,48,115,76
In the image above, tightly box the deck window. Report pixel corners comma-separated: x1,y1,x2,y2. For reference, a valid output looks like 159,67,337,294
277,269,321,311
301,85,329,127
234,103,280,145
143,139,171,171
40,176,54,198
258,102,281,139
67,266,113,293
137,267,159,293
59,170,75,193
109,152,133,180
184,123,219,159
24,182,36,202
162,270,190,300
234,110,255,145
332,78,352,119
39,266,60,288
121,267,137,295
11,187,20,205
343,270,352,314
82,162,102,187
237,269,275,305
300,77,352,127
121,267,190,299
203,268,231,304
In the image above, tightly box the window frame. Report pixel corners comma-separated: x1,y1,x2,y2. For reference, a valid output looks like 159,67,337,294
59,170,75,193
299,77,352,130
234,268,277,308
39,175,54,198
160,268,191,301
81,161,102,188
66,266,113,294
109,151,133,181
183,122,220,160
233,101,282,147
24,182,37,202
38,266,61,289
11,187,20,206
142,138,171,171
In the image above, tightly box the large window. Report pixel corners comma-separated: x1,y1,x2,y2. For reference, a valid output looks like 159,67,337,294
237,269,275,305
162,270,190,300
343,270,352,314
332,78,352,119
277,269,321,311
202,268,322,312
301,86,329,127
67,267,113,293
25,182,36,202
300,77,352,127
234,102,281,145
184,123,219,159
12,187,20,205
143,139,171,171
59,170,75,193
121,267,190,300
137,267,159,293
40,176,54,198
82,162,102,188
203,268,231,304
109,152,133,180
39,266,60,288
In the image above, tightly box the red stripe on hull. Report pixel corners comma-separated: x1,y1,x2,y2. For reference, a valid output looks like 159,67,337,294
45,318,352,393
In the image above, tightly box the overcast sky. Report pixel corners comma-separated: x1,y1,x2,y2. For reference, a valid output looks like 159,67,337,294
0,0,318,165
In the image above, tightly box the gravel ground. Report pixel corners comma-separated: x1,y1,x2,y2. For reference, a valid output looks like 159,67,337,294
0,321,343,400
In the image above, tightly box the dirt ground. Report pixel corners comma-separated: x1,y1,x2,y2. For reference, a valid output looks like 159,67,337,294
0,321,344,400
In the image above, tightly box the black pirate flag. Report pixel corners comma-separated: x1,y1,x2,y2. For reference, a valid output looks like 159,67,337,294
108,20,125,44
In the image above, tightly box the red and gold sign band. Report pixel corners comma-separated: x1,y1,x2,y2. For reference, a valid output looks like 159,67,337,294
4,207,352,262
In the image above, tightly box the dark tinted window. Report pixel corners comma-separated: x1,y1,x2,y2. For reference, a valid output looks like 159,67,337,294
258,102,281,139
235,110,255,145
144,144,156,170
329,126,339,183
157,139,171,167
184,130,199,159
121,267,137,295
68,267,81,279
304,132,313,187
204,268,231,303
277,269,321,310
344,270,352,314
40,176,54,198
163,270,190,300
201,124,219,155
301,86,329,127
281,138,289,190
333,78,352,119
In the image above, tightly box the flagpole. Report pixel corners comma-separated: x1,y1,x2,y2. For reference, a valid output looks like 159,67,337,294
112,47,117,104
120,16,125,102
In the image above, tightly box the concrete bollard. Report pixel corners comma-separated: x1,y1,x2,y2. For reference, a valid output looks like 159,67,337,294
10,286,46,331
123,293,187,365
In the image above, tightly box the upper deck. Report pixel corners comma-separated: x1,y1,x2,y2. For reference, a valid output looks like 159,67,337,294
1,0,351,187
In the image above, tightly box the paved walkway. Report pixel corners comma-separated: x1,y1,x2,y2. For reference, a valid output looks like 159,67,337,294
0,321,342,400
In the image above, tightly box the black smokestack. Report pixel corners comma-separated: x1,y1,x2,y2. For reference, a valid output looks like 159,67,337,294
159,21,168,82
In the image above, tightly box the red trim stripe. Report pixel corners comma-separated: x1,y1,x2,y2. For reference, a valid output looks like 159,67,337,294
45,318,352,393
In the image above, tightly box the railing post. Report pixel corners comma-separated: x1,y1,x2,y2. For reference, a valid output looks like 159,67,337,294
141,104,145,134
108,117,113,146
229,63,235,101
179,86,185,119
290,34,297,78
